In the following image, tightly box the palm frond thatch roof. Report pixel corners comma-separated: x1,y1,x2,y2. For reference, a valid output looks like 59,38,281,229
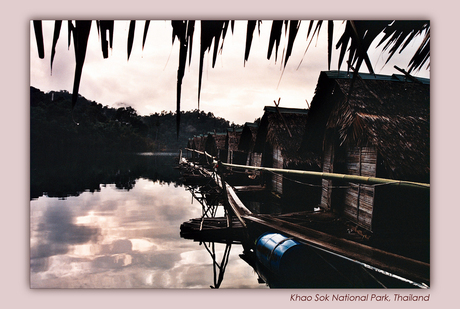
253,106,312,165
301,70,429,179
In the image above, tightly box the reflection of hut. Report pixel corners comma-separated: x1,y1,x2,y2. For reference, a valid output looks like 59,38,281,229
253,106,321,206
226,128,245,165
238,122,261,167
300,71,430,234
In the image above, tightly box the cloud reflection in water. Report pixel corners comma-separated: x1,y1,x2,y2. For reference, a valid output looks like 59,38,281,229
30,178,265,288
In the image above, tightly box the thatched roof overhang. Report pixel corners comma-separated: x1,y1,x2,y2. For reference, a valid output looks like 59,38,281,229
300,70,430,180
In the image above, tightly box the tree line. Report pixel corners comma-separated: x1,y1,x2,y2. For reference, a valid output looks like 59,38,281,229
30,86,237,156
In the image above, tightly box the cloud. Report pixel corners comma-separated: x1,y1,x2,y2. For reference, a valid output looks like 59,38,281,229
30,179,213,287
99,239,133,255
39,203,100,244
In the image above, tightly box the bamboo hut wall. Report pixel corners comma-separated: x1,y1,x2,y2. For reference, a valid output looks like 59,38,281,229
226,129,243,164
321,143,334,210
272,147,284,195
343,147,377,231
226,130,242,152
344,184,375,230
191,136,205,161
248,152,262,167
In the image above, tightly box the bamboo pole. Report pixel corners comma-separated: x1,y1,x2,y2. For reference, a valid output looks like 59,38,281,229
184,148,430,190
223,162,429,189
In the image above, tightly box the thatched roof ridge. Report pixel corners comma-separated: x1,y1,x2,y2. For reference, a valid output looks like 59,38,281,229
301,70,430,180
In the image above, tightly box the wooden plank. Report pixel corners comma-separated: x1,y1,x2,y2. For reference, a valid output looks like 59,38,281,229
242,214,429,287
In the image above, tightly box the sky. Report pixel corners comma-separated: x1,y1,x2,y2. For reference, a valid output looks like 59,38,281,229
30,20,430,125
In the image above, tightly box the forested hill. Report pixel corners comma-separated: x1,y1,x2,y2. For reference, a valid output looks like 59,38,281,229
30,87,240,154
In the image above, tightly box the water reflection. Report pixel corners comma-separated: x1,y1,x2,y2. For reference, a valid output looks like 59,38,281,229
30,153,265,288
204,242,232,289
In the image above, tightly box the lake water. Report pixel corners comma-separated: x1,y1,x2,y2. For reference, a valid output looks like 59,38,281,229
30,153,267,288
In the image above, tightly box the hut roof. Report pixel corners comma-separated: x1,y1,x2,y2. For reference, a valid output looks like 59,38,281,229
254,106,314,165
238,122,259,152
301,70,430,179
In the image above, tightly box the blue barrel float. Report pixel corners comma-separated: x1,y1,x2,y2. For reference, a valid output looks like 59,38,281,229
254,232,363,288
255,233,309,275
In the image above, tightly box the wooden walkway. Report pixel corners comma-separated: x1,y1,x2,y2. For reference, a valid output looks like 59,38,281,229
179,157,429,288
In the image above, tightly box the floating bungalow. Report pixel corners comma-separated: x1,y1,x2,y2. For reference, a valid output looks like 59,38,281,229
300,71,430,238
204,132,227,161
253,106,322,207
179,70,430,288
238,122,261,167
225,127,246,165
